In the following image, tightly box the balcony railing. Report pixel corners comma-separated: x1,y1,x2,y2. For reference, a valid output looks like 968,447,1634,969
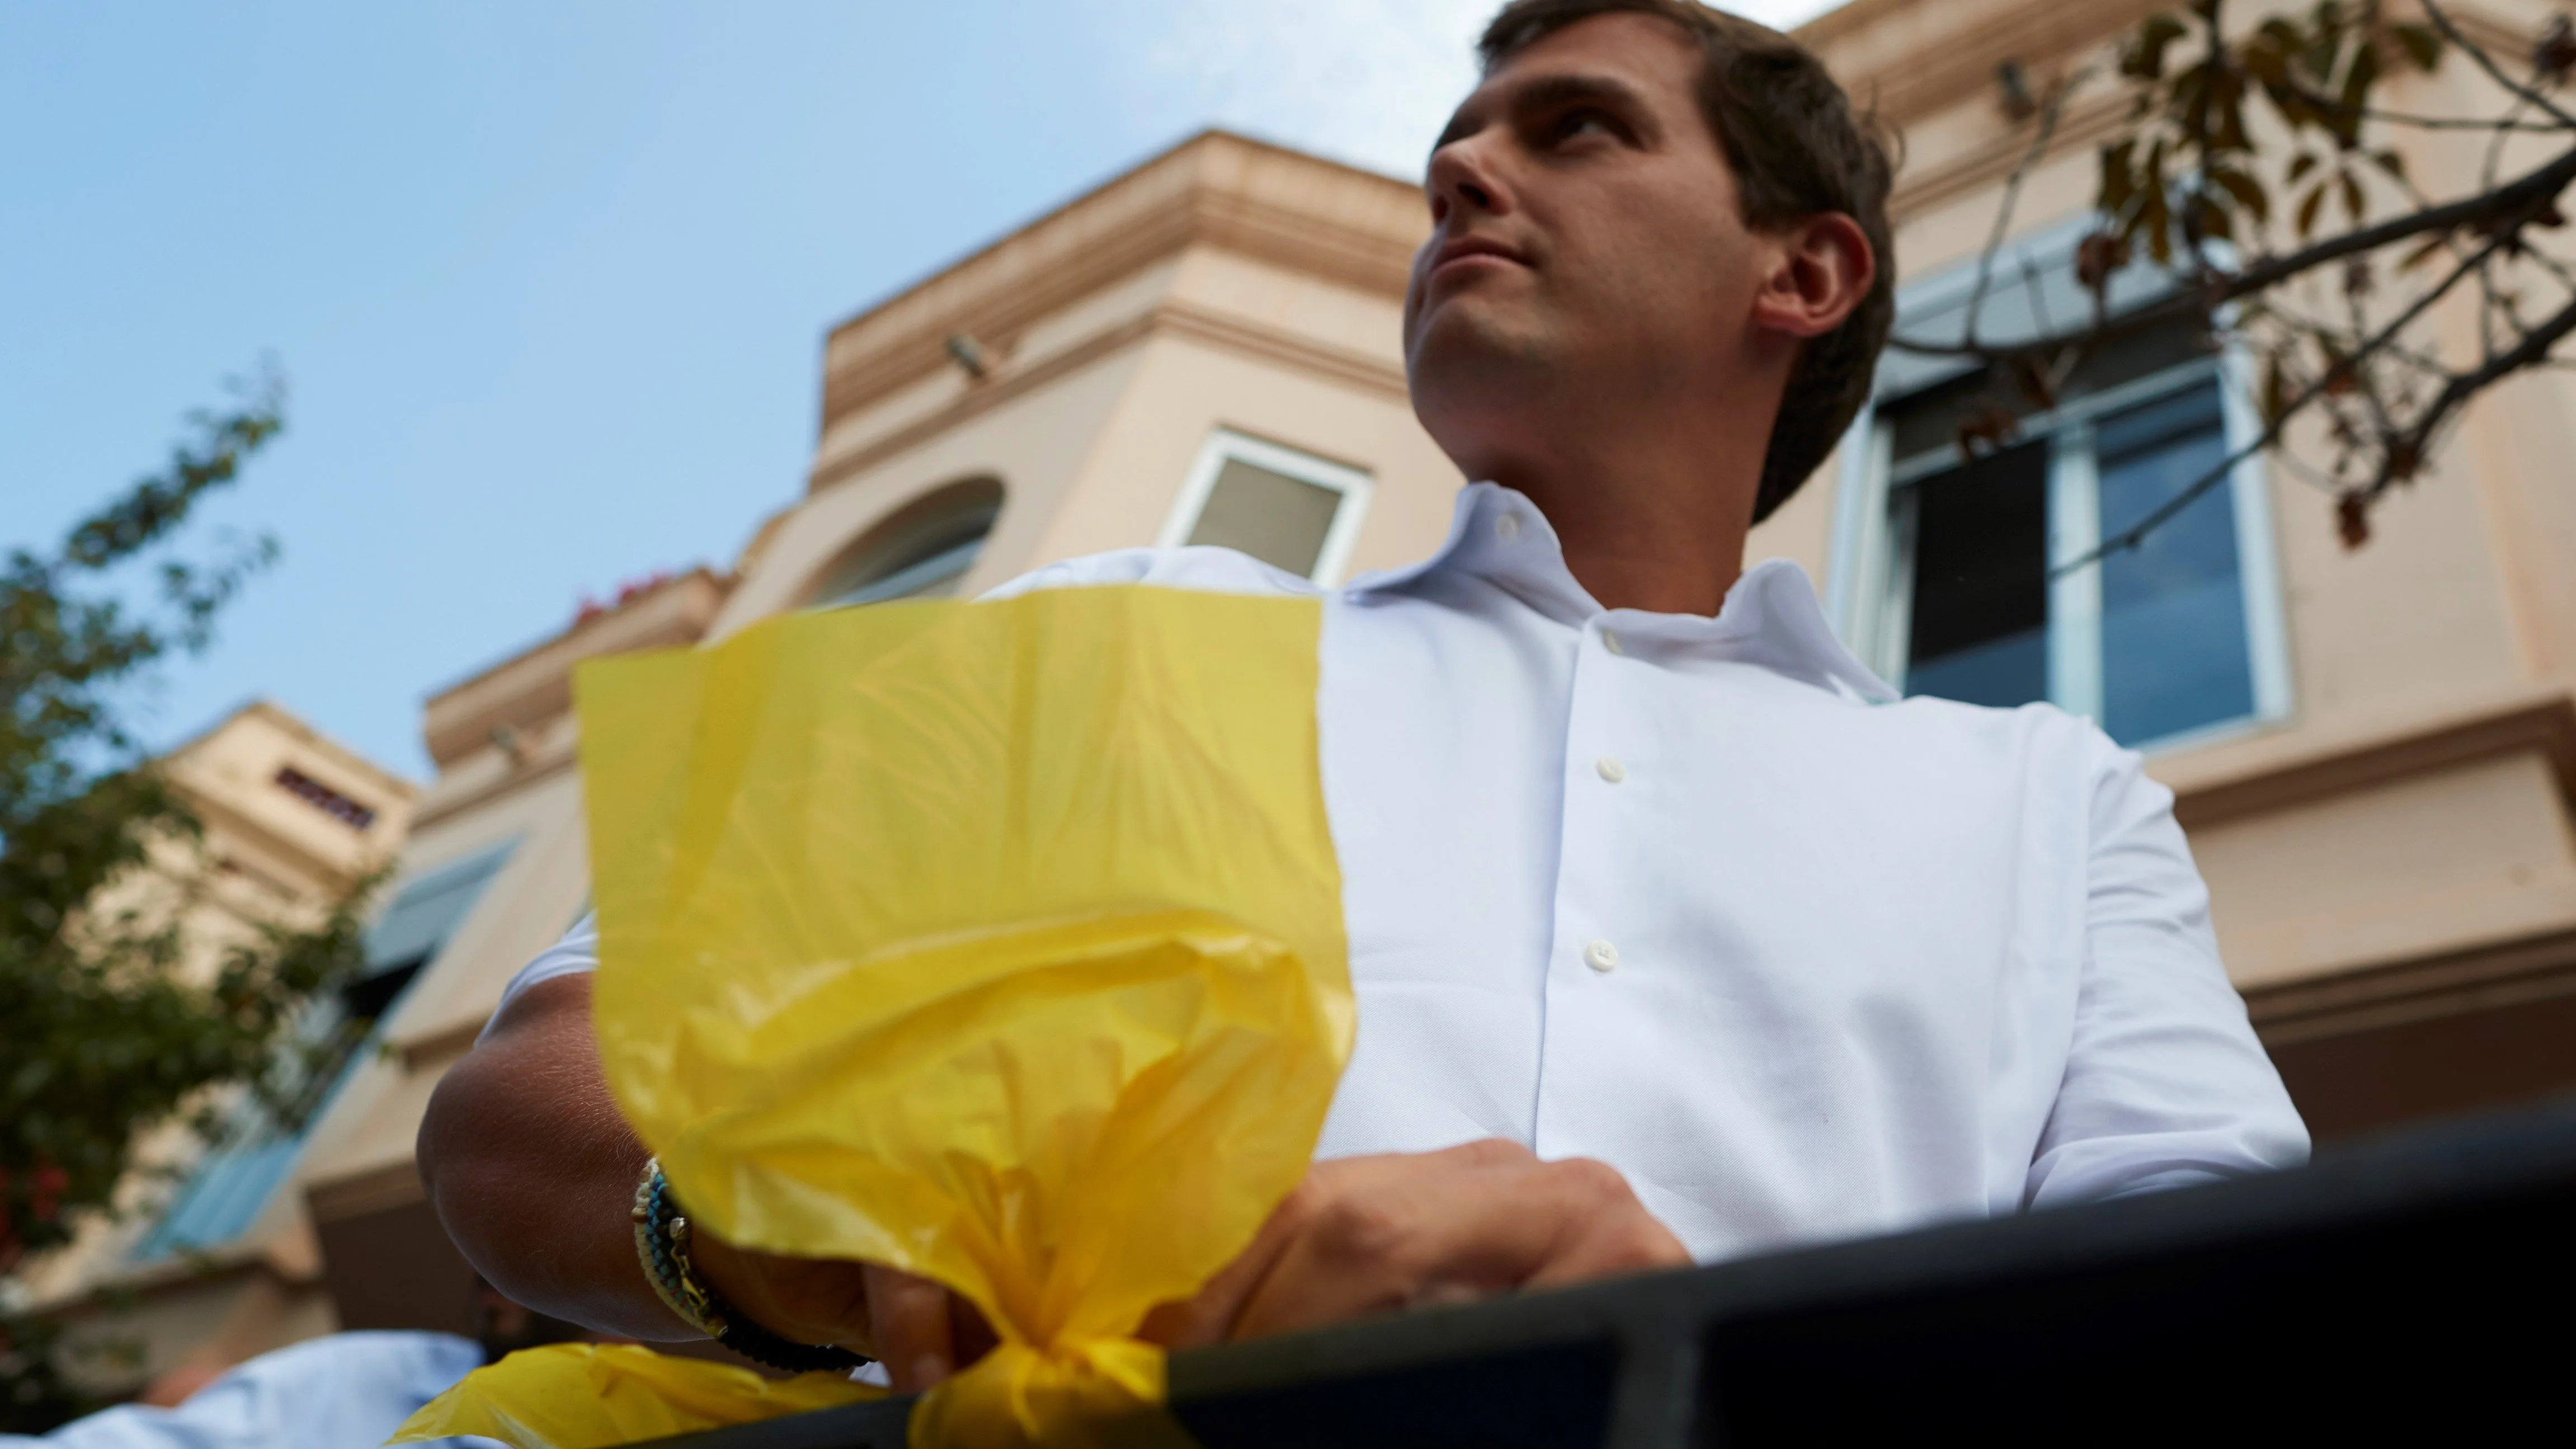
639,1098,2576,1446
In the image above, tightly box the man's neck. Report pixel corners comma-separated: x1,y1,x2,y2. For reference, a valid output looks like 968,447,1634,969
1491,444,1756,620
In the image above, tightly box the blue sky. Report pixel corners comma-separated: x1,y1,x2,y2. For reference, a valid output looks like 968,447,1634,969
2,0,1831,781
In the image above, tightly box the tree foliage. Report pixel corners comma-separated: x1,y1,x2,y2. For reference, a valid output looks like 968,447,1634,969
1897,0,2576,561
1,369,375,1426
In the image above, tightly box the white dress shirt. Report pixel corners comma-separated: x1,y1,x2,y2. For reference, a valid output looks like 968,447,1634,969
499,482,2307,1263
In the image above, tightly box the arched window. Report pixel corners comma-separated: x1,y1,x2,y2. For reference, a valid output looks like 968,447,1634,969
804,477,1004,609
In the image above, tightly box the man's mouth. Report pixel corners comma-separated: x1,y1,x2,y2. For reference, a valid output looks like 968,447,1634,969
1425,235,1530,286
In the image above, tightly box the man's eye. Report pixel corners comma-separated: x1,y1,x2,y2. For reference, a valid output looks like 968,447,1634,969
1553,109,1616,142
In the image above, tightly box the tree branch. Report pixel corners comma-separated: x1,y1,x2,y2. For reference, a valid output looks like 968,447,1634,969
1889,140,2576,361
1961,70,2086,347
2052,222,2517,576
2370,285,2576,498
2416,0,2576,129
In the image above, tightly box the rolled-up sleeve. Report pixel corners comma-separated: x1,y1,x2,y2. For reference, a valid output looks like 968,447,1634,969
478,912,600,1041
2026,738,2310,1206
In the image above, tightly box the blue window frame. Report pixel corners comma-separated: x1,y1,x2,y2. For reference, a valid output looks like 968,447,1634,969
134,839,518,1259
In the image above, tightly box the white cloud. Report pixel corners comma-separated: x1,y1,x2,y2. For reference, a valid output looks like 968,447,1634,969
1110,0,1852,180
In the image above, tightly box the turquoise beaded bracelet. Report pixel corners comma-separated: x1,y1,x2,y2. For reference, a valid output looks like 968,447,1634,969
629,1156,866,1375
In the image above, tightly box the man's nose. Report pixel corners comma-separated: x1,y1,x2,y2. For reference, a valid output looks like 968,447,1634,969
1425,138,1509,224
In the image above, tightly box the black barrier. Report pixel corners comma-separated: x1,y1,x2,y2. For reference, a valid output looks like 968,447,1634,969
639,1097,2576,1447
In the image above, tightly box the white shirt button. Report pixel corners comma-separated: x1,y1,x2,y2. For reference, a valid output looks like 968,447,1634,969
1595,756,1627,783
1495,512,1523,540
1584,939,1619,973
1600,628,1626,656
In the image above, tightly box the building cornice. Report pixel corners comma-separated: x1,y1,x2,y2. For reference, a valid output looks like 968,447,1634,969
420,568,729,771
813,130,1423,454
1810,0,2545,219
2166,682,2576,831
1801,0,2170,130
1888,87,2134,223
164,700,421,806
408,739,580,833
2245,922,2576,1046
807,295,1409,494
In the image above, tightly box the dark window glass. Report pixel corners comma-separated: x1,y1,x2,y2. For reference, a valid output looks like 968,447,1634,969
1904,439,2050,709
274,765,377,830
1886,319,2211,467
2095,385,2254,744
1186,458,1344,577
813,509,996,609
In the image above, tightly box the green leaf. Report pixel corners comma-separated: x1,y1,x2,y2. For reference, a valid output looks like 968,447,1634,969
2213,66,2252,151
2339,35,2380,119
2211,164,2271,224
2125,11,2190,79
2261,351,2292,424
2244,29,2291,87
2296,178,2328,238
2339,167,2367,224
2099,138,2137,215
2392,21,2444,72
2287,150,2321,184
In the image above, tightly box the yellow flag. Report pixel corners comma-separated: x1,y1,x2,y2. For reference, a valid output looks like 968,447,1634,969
567,586,1349,1447
389,1343,879,1449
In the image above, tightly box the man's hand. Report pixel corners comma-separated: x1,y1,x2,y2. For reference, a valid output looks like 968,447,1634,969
1141,1138,1689,1349
695,1140,1682,1390
687,1237,994,1393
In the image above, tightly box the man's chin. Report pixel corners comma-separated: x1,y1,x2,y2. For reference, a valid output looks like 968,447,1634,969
1406,304,1556,389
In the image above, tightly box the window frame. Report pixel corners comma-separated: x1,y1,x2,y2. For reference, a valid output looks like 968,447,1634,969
1827,234,2294,752
803,478,1005,612
1156,429,1375,586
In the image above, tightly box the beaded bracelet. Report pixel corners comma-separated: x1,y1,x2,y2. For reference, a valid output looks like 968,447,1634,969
630,1156,868,1375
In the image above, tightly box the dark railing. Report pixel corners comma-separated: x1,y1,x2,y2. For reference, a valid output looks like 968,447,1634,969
647,1098,2576,1447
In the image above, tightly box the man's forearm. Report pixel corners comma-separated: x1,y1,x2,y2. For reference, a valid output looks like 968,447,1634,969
417,973,690,1340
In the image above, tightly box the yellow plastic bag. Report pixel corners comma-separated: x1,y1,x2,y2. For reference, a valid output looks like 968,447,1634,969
389,1343,879,1448
568,586,1347,1447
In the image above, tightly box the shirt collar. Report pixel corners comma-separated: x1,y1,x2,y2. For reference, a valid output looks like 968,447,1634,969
1345,482,1899,704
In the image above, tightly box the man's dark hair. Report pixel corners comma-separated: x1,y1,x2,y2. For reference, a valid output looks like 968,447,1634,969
1479,0,1897,524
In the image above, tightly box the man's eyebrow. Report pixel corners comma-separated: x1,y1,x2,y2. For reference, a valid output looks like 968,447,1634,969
1427,72,1656,162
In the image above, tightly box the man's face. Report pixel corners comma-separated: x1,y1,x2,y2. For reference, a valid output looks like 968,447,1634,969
1404,13,1765,480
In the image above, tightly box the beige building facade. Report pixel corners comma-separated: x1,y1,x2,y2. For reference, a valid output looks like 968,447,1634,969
124,0,2575,1372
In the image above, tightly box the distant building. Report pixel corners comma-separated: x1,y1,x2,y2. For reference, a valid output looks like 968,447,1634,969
227,0,2576,1364
18,701,415,1396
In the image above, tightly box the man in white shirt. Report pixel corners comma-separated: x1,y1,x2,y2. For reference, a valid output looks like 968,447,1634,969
420,0,2306,1396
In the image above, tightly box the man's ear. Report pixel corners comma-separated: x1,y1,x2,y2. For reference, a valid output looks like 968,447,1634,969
1750,213,1875,340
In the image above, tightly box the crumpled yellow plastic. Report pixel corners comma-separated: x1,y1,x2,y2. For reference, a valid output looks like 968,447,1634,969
431,586,1350,1449
389,1343,880,1448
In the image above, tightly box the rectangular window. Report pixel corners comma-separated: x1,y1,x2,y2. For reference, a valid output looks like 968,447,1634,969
1159,430,1373,584
1902,439,2050,709
1866,360,2277,749
1833,223,2290,754
2094,385,2257,744
274,765,377,830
